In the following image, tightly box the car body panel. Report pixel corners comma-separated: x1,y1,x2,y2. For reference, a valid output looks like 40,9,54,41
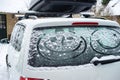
7,18,120,80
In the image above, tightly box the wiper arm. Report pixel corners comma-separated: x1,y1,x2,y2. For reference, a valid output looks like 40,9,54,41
92,58,120,66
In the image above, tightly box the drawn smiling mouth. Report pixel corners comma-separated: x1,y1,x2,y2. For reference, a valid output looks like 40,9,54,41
37,32,86,60
97,39,120,49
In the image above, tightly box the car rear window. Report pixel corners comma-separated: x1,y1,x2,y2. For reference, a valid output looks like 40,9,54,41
28,26,120,67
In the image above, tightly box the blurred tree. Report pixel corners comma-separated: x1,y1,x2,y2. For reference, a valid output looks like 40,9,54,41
102,0,110,5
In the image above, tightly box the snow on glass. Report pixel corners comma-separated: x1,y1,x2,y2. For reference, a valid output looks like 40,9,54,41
28,26,120,67
91,28,120,54
10,24,25,51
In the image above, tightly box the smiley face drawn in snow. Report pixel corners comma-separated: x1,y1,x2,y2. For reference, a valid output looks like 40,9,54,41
37,32,86,60
91,28,120,54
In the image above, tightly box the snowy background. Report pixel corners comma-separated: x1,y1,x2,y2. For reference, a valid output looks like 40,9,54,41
103,0,120,16
95,0,120,16
0,0,31,12
0,0,120,16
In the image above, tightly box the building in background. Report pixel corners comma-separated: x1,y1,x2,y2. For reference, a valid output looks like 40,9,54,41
0,12,18,39
0,13,7,39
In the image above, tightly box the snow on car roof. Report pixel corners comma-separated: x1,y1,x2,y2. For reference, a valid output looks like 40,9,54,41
17,18,120,28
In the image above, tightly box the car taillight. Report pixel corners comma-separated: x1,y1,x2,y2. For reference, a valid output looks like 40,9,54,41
72,22,98,26
20,76,44,80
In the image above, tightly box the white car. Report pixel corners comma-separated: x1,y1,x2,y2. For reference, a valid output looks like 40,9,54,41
6,18,120,80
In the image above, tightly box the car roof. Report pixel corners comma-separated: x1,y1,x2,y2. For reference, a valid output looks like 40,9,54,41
17,18,120,28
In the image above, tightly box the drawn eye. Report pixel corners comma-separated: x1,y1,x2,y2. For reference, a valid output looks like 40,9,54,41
91,29,120,55
67,37,74,40
50,37,57,42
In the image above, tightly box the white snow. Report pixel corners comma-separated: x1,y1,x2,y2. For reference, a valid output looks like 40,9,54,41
95,0,104,15
103,0,120,16
0,44,9,80
95,0,120,16
0,0,31,13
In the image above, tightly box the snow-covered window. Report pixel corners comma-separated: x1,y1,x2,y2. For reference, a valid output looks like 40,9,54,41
10,24,25,51
28,26,120,67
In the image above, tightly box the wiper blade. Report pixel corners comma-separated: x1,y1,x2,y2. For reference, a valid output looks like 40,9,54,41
92,58,120,66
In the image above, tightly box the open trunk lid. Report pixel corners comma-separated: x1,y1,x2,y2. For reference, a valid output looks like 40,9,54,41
29,0,96,16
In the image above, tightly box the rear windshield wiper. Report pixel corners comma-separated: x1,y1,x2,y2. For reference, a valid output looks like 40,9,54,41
92,58,120,66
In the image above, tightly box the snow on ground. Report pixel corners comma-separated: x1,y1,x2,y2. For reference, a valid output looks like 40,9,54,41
0,44,9,80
